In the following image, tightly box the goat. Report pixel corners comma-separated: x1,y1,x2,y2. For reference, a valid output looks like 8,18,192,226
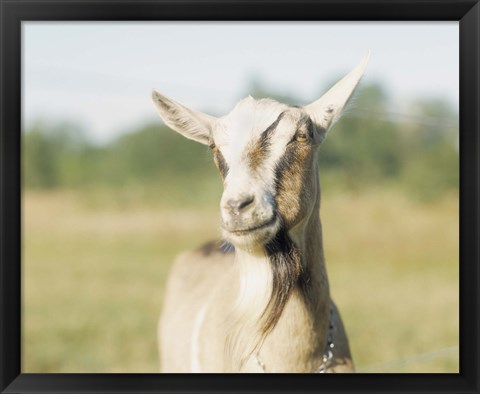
152,52,369,373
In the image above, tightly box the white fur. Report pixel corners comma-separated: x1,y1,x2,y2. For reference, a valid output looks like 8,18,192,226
191,303,208,372
225,248,273,370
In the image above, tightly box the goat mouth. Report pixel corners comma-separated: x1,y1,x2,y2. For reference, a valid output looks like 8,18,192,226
225,216,278,235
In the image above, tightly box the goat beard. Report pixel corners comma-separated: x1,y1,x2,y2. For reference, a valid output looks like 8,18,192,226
225,228,303,371
263,229,303,334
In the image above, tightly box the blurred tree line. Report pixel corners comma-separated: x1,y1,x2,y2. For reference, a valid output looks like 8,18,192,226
23,81,458,203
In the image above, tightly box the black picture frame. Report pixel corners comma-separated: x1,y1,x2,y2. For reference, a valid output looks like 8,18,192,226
1,1,478,393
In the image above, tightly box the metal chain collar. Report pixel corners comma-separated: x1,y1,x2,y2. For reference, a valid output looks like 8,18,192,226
255,306,335,373
314,306,335,373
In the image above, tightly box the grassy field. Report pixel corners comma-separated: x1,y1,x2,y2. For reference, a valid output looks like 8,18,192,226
22,188,459,373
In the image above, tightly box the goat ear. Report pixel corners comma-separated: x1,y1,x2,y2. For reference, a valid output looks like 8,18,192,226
304,51,370,142
152,90,216,145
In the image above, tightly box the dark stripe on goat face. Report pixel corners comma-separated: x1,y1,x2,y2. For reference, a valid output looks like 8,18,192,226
213,150,229,179
262,229,302,336
248,111,286,170
306,117,315,140
273,139,314,228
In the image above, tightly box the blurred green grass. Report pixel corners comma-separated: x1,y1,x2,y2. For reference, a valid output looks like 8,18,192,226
22,188,458,373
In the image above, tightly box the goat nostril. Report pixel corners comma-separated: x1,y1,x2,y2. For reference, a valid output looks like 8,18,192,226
226,195,255,212
238,195,254,210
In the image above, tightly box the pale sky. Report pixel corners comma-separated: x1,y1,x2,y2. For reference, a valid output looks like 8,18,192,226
23,22,459,144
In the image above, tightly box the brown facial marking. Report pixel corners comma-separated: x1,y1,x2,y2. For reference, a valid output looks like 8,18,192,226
248,111,286,170
248,133,270,170
273,135,315,229
256,116,318,338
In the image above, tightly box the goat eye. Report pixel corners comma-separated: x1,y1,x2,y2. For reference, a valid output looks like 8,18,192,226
295,133,308,142
209,143,219,152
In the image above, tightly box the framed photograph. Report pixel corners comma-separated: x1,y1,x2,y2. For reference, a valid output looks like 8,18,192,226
1,1,478,393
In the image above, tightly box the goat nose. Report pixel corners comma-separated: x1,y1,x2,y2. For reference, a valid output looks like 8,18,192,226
225,194,255,213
